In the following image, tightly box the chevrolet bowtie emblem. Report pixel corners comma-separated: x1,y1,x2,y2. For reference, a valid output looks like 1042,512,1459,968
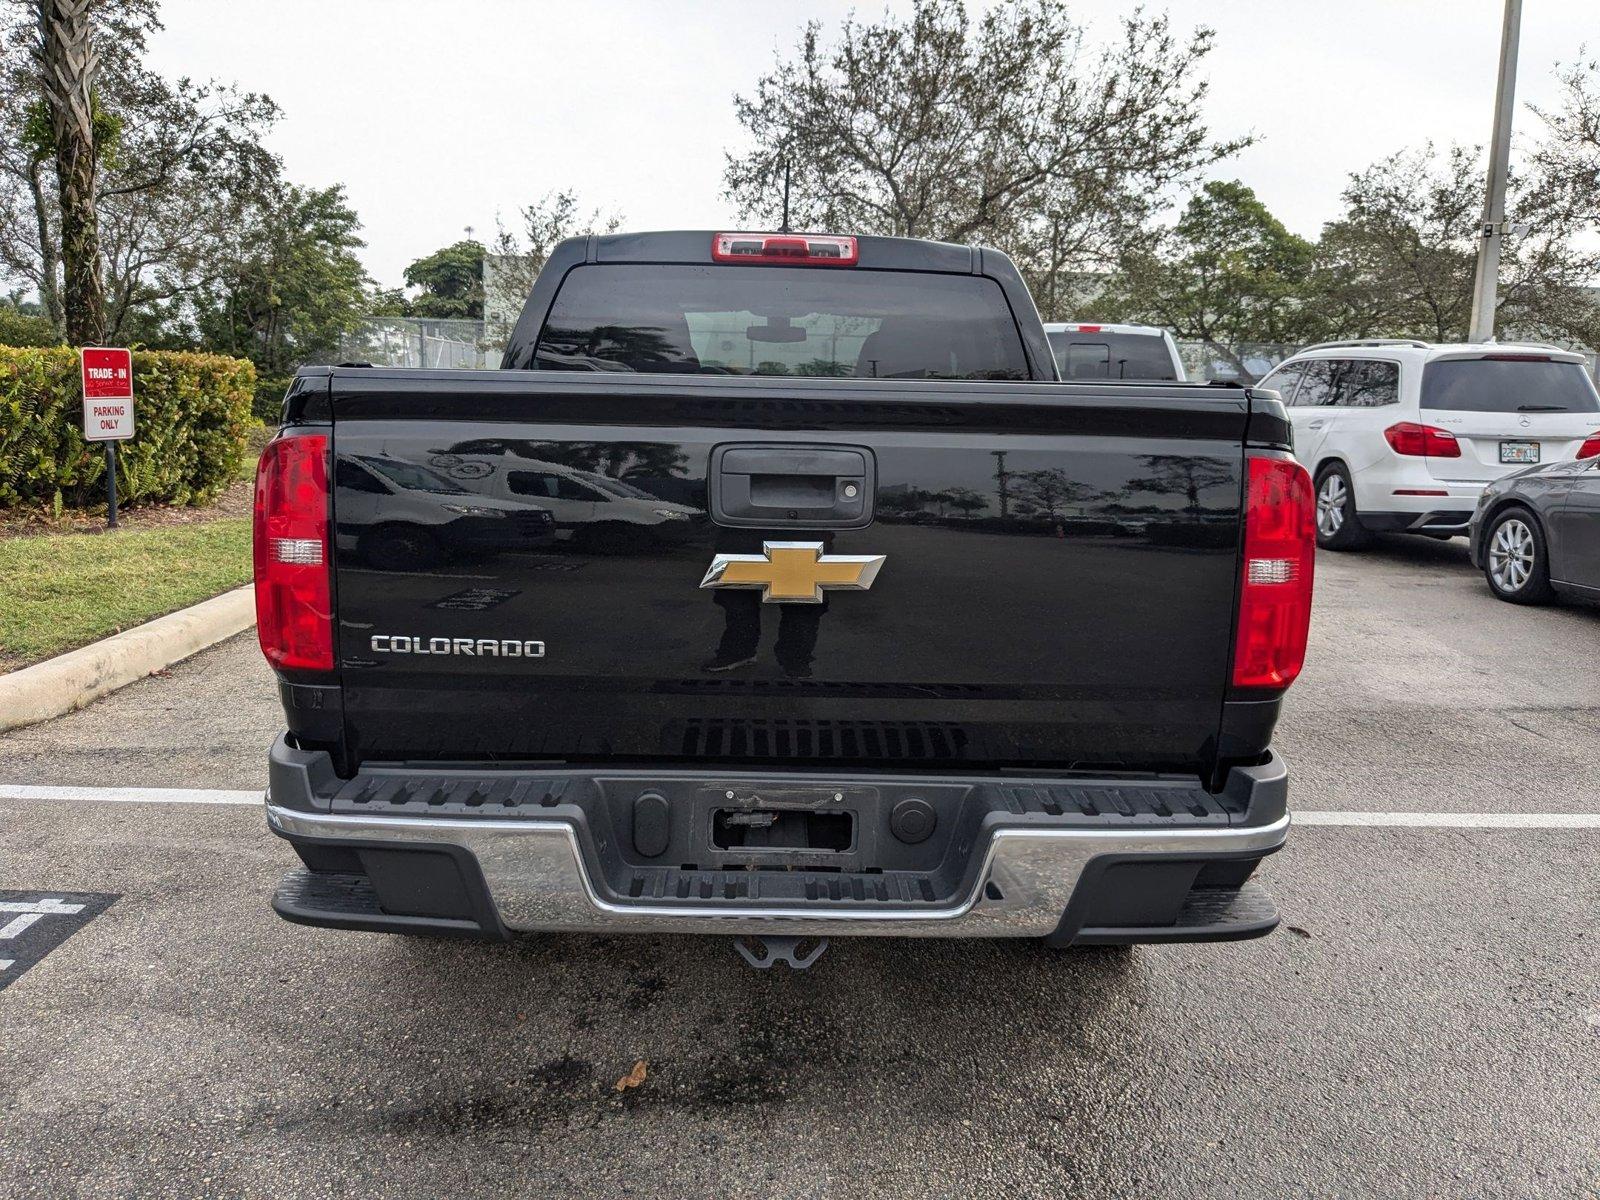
699,541,886,604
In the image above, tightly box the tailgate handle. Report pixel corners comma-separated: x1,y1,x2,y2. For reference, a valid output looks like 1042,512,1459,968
710,444,876,529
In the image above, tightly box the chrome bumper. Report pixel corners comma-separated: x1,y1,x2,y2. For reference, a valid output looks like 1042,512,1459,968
267,803,1290,939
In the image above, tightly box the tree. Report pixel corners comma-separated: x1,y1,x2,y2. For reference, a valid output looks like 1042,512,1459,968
1308,146,1481,343
484,189,621,345
0,37,62,325
0,289,58,343
193,182,369,375
1311,130,1600,347
403,239,484,319
723,0,1245,316
1100,180,1318,378
1,1,279,342
1526,56,1600,222
1501,58,1600,347
35,0,104,342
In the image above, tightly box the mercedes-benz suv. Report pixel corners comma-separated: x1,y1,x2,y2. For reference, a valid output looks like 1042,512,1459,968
1257,340,1600,549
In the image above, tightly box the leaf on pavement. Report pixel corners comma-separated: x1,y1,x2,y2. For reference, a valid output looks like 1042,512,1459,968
615,1059,648,1092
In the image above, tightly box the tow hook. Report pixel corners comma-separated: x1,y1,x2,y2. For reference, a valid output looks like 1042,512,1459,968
733,935,829,971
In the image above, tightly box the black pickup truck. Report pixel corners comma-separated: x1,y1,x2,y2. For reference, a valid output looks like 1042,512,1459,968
256,230,1313,968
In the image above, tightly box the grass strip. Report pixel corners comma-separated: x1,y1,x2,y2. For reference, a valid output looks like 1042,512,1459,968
0,518,251,670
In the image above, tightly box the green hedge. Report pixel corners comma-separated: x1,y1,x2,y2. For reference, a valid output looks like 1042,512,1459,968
0,346,254,509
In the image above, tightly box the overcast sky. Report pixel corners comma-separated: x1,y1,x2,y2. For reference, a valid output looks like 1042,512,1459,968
145,0,1596,289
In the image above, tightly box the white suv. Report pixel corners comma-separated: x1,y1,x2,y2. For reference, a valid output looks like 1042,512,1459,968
1257,340,1600,549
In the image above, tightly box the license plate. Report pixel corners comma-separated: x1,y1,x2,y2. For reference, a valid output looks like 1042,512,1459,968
1499,441,1539,464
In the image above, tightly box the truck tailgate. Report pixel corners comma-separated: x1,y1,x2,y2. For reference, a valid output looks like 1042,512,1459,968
327,371,1247,774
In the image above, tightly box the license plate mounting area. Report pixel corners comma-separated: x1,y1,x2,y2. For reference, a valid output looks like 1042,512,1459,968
1499,440,1539,464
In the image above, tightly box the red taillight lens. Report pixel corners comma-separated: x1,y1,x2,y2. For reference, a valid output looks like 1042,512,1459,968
1578,433,1600,459
253,432,332,672
711,232,858,265
1384,421,1461,458
1233,456,1315,690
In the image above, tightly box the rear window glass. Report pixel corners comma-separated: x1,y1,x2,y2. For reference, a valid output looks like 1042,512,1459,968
534,265,1028,380
1047,332,1177,380
1421,359,1599,413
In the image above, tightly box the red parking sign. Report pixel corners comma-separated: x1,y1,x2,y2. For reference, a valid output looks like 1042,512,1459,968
81,347,134,441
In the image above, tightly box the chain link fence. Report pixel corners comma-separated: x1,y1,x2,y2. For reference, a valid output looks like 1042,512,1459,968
336,318,499,370
1175,342,1300,383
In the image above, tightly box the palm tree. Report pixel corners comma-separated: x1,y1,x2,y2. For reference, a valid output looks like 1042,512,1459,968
36,0,105,344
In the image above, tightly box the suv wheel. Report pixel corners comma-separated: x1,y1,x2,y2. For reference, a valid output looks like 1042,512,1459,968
1483,508,1556,605
1313,464,1370,550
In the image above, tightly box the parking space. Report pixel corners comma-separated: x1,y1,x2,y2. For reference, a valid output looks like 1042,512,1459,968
2,535,1597,1199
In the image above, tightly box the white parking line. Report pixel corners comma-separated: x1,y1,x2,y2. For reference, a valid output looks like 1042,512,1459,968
1293,810,1600,828
1,784,1597,827
0,913,44,938
0,784,259,806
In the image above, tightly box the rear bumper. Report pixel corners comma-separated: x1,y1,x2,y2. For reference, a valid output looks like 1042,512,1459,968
1351,463,1482,534
265,736,1291,944
1358,509,1476,535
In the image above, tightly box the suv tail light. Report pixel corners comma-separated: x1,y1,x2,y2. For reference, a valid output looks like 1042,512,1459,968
1233,456,1315,690
1384,421,1461,458
1578,432,1600,459
253,432,332,671
712,232,858,265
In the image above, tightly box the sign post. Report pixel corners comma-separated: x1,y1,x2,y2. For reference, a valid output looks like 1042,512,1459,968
80,347,135,529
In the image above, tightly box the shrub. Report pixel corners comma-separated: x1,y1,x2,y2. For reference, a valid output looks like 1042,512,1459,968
0,346,254,509
0,307,62,348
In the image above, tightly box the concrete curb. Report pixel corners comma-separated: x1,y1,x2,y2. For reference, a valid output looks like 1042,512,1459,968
0,585,255,733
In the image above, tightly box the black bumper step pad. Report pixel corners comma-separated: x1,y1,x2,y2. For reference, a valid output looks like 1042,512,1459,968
325,771,1238,826
1075,880,1280,945
997,783,1237,822
271,868,491,938
329,773,574,817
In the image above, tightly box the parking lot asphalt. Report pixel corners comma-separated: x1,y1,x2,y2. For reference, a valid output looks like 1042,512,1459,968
1,534,1597,1199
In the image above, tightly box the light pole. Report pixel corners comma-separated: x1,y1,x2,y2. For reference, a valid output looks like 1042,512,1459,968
1467,0,1523,343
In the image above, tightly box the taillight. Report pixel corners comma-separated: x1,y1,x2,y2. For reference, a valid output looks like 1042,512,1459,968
1578,433,1600,459
1384,421,1461,458
711,232,858,265
253,432,332,671
1233,456,1315,690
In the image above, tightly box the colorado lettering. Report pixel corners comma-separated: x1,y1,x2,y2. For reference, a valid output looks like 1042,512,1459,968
370,636,545,657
